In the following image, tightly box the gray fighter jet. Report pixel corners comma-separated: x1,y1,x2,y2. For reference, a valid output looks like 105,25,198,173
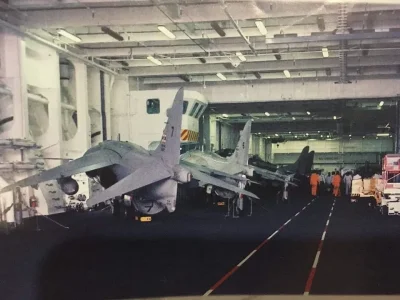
180,120,293,199
0,88,256,215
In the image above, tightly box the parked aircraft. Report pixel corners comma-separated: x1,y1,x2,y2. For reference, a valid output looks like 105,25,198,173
180,120,293,199
0,88,256,215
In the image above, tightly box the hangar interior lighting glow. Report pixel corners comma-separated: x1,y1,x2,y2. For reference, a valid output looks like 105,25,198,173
255,20,267,35
333,116,337,120
147,55,162,65
322,47,329,58
292,116,296,120
57,29,81,42
216,73,227,80
307,111,311,115
236,52,246,62
283,70,291,78
379,100,384,107
264,112,270,116
377,133,390,137
274,133,279,137
158,25,176,39
222,113,228,118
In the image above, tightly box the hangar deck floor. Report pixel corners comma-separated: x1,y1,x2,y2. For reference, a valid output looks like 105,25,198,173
1,196,400,300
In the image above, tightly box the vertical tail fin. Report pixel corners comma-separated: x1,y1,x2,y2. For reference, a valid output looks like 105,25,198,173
153,88,184,166
293,146,310,174
228,119,251,166
305,151,315,174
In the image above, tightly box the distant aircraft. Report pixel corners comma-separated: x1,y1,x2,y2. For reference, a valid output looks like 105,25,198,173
180,120,292,199
0,88,255,215
249,146,313,176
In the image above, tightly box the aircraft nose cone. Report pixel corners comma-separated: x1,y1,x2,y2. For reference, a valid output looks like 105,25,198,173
167,206,176,213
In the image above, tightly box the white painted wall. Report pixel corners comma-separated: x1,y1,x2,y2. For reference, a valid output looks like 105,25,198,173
271,138,394,171
189,79,400,103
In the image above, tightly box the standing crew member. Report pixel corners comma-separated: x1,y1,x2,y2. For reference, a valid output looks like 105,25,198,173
332,172,341,198
310,172,320,198
344,172,353,196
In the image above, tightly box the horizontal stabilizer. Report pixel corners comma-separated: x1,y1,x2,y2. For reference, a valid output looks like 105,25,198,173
86,161,172,207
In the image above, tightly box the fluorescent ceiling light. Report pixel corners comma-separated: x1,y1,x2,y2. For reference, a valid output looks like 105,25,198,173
292,116,296,120
349,134,352,137
147,55,162,66
322,47,329,58
306,133,309,136
307,111,311,115
255,20,267,35
216,73,227,80
101,26,124,41
264,112,270,116
222,114,228,118
318,131,320,133
333,116,337,120
377,133,390,137
158,25,176,39
283,70,291,78
363,136,365,139
295,135,298,138
57,29,81,42
275,133,278,137
379,101,384,107
236,52,246,62
321,135,323,137
289,131,291,134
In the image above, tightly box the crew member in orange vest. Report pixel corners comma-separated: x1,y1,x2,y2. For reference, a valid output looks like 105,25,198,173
332,171,342,198
310,171,320,198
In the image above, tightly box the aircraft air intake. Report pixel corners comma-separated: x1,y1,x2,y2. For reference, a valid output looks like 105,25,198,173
57,177,79,195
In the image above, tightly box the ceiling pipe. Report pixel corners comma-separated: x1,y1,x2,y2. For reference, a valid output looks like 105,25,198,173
337,2,350,84
220,0,257,56
0,18,118,76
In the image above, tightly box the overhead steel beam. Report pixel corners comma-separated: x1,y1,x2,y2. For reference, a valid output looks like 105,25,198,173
265,31,400,44
0,18,119,76
127,55,400,76
14,2,400,28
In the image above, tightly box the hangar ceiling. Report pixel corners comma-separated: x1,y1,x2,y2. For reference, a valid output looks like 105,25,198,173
210,97,397,141
3,0,400,88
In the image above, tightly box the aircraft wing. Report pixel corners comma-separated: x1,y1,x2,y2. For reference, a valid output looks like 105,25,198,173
180,161,247,182
183,165,259,199
252,166,298,187
0,149,122,193
86,160,172,207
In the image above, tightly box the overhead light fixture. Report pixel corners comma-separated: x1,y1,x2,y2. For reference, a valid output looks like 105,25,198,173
376,137,379,139
318,131,320,133
322,47,329,58
349,134,352,137
264,112,270,116
295,135,298,138
211,21,226,37
390,135,393,138
275,133,279,137
267,136,270,139
307,111,311,115
292,116,296,120
379,100,384,107
289,131,292,134
333,116,337,120
147,55,162,66
193,53,206,64
57,29,81,42
272,49,281,60
283,70,291,78
179,75,190,82
363,136,365,139
236,52,246,62
101,26,124,41
158,25,176,39
377,133,390,137
306,133,309,136
255,20,267,35
321,135,323,137
222,114,228,118
254,72,262,79
216,73,226,81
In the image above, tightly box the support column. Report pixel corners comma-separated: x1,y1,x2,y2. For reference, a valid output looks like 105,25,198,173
396,99,400,153
202,114,210,151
